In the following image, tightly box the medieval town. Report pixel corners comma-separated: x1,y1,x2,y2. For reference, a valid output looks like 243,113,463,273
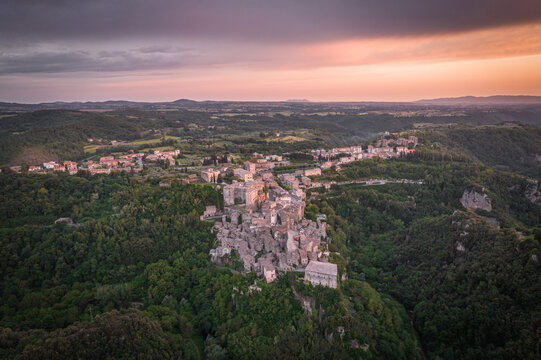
207,164,338,288
204,135,418,288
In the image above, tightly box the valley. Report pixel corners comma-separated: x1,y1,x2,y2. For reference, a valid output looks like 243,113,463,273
1,101,540,359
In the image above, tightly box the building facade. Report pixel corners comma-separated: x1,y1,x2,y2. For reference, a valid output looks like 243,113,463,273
305,261,338,288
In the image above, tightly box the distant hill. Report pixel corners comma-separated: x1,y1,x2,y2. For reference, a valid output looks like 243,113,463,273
415,95,541,106
0,110,148,165
417,123,541,178
171,98,201,105
3,95,541,112
2,102,541,167
0,108,216,165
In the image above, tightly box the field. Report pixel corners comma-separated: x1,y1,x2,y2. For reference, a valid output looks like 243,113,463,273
83,144,101,154
122,135,181,146
83,136,183,154
267,135,307,143
139,145,175,153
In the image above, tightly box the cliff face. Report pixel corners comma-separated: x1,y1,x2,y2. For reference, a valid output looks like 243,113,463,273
525,179,541,204
460,189,492,211
291,286,315,314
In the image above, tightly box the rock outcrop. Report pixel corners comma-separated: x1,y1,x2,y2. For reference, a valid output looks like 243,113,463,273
525,179,541,204
292,286,315,313
460,189,492,211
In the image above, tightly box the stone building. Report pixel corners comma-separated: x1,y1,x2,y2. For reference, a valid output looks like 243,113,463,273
261,172,274,181
201,205,217,219
305,261,338,288
301,176,312,187
233,168,253,182
223,181,266,210
223,183,240,206
201,168,220,183
304,168,322,177
244,161,256,174
262,262,277,283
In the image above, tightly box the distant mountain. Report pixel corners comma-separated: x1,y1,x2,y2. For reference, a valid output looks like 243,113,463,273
415,95,541,106
3,95,541,112
0,99,208,112
171,98,200,104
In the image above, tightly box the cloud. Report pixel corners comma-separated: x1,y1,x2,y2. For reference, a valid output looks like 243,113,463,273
1,0,541,43
0,45,201,74
2,21,541,75
1,1,541,76
1,1,541,101
297,23,541,69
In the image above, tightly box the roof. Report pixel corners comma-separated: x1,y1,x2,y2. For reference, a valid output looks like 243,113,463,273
305,260,337,277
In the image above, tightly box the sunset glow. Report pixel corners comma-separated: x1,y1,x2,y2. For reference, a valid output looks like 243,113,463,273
1,1,541,102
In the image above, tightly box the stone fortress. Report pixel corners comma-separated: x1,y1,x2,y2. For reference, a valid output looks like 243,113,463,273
209,162,337,287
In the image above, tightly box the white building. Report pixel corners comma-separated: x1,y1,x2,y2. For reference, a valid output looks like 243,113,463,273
43,161,57,169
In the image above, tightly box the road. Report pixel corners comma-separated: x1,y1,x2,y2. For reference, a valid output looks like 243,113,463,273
311,178,424,189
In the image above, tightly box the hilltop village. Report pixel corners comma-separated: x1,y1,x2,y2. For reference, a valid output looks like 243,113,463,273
2,135,417,179
201,136,419,287
3,150,179,175
203,137,419,287
1,135,419,289
200,135,418,183
209,165,337,287
1,134,419,290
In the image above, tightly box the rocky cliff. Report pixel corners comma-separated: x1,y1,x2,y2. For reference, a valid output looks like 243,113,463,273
460,189,492,211
525,179,541,204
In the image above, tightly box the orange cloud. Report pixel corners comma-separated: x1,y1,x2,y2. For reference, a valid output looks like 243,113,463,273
78,53,540,102
283,22,541,70
2,23,541,102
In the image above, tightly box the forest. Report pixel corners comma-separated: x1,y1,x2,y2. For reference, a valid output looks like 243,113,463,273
415,123,541,178
310,157,541,359
3,105,541,167
0,172,422,359
1,106,540,359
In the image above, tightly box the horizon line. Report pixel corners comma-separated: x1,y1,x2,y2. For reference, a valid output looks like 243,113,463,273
3,94,541,105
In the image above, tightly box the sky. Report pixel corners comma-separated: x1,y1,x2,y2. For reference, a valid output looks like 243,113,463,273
1,0,541,102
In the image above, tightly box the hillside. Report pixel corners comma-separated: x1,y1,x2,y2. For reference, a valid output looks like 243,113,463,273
0,117,540,358
415,95,541,106
0,174,422,359
0,109,211,166
310,156,541,359
3,104,541,167
415,123,541,178
0,110,146,165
